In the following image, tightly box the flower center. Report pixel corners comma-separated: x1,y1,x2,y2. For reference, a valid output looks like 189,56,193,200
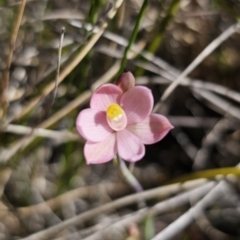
106,103,123,121
106,103,127,131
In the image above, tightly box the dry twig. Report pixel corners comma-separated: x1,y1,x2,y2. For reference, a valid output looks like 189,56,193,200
10,0,124,122
1,0,27,119
20,179,207,240
151,181,228,240
159,23,240,104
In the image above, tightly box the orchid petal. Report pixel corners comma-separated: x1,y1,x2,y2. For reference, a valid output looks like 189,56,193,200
76,109,113,142
90,84,123,111
127,113,173,144
84,134,117,164
120,86,153,125
116,129,145,162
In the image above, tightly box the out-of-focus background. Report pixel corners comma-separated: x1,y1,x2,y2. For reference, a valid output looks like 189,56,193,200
1,0,240,239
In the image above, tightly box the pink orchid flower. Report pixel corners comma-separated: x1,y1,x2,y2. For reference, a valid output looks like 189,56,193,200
76,72,173,164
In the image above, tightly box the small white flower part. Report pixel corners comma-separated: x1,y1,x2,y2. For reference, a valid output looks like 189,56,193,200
112,114,123,122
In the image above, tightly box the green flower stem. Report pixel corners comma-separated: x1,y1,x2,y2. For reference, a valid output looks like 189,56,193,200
117,155,144,193
136,0,180,76
117,155,146,207
118,0,149,75
87,0,103,24
148,0,180,54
